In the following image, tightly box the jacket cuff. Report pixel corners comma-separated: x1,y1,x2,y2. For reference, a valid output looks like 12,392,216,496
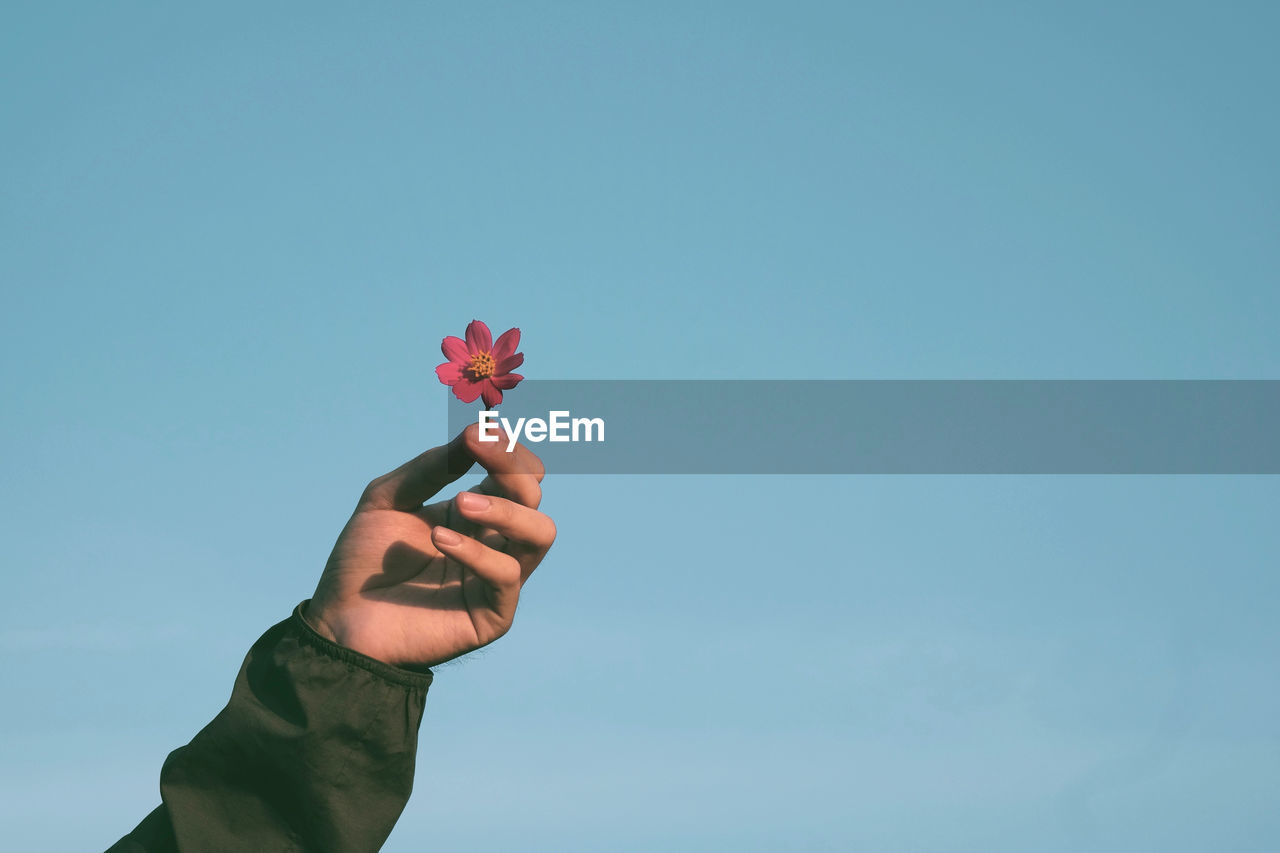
293,600,434,691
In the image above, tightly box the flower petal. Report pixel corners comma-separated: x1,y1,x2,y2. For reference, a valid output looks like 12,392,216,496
491,327,521,361
480,381,503,408
496,352,524,374
441,335,469,363
436,362,464,385
451,378,485,403
465,319,493,354
491,372,523,390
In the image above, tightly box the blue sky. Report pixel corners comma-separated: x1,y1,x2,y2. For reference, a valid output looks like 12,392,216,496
2,2,1277,850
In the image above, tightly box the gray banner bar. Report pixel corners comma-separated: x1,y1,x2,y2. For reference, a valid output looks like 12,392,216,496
446,381,1280,473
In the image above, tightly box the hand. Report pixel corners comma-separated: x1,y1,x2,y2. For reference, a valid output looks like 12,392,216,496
305,424,555,668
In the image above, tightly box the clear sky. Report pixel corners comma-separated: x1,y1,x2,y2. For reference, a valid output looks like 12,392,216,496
2,2,1277,850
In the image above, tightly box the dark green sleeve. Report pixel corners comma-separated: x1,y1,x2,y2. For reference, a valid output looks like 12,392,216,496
107,601,433,853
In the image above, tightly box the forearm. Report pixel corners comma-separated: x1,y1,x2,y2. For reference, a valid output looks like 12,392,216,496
109,602,433,853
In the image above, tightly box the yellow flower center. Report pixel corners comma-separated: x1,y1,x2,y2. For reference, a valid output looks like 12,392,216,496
465,351,496,380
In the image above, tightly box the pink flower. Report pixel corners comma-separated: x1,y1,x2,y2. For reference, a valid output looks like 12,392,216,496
436,320,524,408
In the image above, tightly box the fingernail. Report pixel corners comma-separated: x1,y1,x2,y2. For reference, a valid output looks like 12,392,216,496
434,527,462,546
457,491,491,512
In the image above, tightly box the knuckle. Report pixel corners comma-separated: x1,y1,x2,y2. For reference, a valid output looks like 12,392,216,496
360,476,386,504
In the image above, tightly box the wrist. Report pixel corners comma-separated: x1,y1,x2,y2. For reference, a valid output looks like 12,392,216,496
291,601,435,688
300,601,341,644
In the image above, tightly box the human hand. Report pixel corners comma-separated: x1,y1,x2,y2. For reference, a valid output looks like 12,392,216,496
305,424,554,668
